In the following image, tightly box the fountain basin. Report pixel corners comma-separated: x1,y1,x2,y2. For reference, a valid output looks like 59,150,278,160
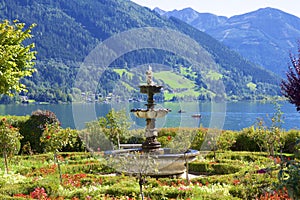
131,108,170,118
104,148,199,176
139,85,162,94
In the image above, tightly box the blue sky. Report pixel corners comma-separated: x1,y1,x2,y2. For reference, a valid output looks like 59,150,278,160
131,0,300,18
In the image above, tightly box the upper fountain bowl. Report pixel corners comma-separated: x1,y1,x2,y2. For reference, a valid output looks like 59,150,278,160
139,85,162,94
131,108,170,118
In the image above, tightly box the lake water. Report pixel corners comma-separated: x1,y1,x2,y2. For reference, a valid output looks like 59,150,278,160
0,101,299,131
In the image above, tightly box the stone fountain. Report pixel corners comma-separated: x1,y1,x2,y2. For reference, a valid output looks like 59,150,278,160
105,66,199,176
130,66,170,153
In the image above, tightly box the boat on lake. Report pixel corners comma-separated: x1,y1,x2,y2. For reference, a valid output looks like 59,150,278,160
191,114,201,118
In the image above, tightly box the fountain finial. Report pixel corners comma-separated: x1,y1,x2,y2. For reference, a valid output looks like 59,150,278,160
146,65,154,85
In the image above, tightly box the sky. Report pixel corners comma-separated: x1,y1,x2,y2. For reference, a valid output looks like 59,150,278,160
131,0,300,18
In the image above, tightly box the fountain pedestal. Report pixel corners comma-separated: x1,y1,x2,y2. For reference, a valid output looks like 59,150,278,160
131,68,170,153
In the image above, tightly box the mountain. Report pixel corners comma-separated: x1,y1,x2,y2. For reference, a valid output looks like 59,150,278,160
153,7,166,15
160,7,300,76
162,8,227,32
0,0,280,103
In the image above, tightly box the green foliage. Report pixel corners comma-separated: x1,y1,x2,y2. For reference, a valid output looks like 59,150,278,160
190,128,207,150
61,128,85,152
0,117,23,173
166,129,194,153
157,127,206,151
255,102,284,156
232,127,261,152
216,130,237,151
0,115,29,128
282,129,300,153
189,161,241,175
81,121,113,152
277,160,300,199
19,110,60,154
98,109,131,148
40,123,81,153
0,19,36,96
126,129,145,144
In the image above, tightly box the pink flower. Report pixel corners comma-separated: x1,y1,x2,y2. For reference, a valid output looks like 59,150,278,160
257,168,268,174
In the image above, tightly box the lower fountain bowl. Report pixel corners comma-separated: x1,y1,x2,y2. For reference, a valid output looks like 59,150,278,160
104,148,199,176
131,109,170,119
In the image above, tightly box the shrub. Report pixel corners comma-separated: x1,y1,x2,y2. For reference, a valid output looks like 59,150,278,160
189,161,241,175
61,128,85,152
157,128,206,151
282,130,300,153
126,129,145,144
231,127,260,152
41,125,85,153
277,159,300,199
0,115,29,128
19,110,60,154
190,128,207,150
216,130,237,151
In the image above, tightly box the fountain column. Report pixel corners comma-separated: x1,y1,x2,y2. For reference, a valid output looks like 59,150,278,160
132,66,169,152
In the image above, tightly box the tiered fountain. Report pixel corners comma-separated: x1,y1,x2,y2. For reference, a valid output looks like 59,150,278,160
130,66,170,153
106,66,199,176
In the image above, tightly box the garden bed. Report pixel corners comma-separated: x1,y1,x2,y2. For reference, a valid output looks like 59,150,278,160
0,151,291,199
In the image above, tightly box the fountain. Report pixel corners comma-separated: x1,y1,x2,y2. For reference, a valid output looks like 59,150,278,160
130,66,170,153
105,66,199,176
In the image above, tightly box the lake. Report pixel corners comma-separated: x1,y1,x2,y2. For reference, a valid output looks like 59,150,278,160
0,101,299,131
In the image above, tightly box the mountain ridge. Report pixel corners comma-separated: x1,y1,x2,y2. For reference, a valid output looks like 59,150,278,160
159,7,300,76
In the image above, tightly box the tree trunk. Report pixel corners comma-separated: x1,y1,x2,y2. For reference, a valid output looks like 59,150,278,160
54,152,62,184
3,149,9,174
139,174,144,200
184,153,189,184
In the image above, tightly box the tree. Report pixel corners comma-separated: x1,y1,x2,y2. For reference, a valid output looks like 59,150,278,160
0,20,36,95
20,110,60,154
281,44,300,111
98,109,131,149
41,123,77,184
0,117,23,173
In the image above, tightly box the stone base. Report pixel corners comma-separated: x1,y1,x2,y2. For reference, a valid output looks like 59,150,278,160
104,148,199,176
142,141,161,153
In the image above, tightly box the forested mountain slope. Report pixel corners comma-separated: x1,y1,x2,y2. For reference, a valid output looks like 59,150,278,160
0,0,280,103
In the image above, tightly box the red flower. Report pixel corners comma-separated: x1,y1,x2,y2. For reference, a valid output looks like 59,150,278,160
233,179,240,185
14,194,28,198
275,156,281,164
2,117,6,122
167,136,171,141
46,135,51,139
